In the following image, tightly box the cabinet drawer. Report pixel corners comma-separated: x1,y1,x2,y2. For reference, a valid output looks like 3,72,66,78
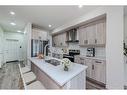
93,59,105,64
95,60,102,63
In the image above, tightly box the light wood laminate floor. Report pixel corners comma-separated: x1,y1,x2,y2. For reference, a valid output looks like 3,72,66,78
0,62,20,89
0,61,101,90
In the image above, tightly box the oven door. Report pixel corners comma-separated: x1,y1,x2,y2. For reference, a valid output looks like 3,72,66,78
63,55,74,62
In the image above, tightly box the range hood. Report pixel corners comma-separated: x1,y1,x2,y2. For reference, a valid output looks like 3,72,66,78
66,28,79,43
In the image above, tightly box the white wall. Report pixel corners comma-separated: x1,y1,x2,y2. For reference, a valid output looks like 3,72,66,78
51,6,124,89
124,16,127,44
106,7,124,89
0,26,4,68
23,23,32,66
124,15,127,86
3,32,25,62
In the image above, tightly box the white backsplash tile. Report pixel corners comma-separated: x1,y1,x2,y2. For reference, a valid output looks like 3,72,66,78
51,43,106,58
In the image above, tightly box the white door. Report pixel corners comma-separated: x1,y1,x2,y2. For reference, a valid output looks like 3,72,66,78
5,39,19,62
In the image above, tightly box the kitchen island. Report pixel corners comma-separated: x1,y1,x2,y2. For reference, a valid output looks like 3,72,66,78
29,57,87,89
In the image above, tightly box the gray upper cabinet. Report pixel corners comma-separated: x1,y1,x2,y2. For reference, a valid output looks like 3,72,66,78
95,20,106,45
52,32,68,47
87,24,96,45
78,19,106,46
78,27,87,46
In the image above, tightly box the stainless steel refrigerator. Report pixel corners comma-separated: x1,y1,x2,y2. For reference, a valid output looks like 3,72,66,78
31,39,48,57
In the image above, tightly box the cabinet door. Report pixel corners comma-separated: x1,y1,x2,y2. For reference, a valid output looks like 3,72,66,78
74,56,85,65
96,20,106,45
61,33,67,47
85,58,93,78
63,33,68,46
52,33,67,47
57,34,61,46
52,36,55,46
92,59,106,84
56,35,60,46
74,56,80,63
78,27,87,46
87,25,96,45
52,36,57,46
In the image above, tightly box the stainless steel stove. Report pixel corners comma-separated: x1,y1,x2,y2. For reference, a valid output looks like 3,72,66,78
63,50,80,62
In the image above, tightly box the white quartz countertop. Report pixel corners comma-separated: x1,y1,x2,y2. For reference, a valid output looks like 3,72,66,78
77,55,106,61
29,57,87,87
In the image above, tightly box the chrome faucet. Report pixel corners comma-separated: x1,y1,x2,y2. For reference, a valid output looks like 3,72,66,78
44,44,50,58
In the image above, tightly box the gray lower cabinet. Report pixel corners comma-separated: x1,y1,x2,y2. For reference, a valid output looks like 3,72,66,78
85,58,93,79
74,56,106,84
92,59,106,84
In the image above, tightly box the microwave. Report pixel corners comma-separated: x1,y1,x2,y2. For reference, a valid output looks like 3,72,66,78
86,48,95,57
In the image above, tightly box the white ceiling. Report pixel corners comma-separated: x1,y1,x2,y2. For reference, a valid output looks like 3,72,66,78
0,6,98,32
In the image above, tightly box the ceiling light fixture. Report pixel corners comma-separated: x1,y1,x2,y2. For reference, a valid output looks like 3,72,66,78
48,24,52,27
10,22,16,26
17,30,22,33
10,11,15,15
78,5,83,8
24,31,26,34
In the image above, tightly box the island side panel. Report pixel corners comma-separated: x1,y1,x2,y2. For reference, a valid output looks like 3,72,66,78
31,62,62,89
62,70,86,89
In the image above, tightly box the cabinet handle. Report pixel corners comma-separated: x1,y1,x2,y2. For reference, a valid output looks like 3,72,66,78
86,40,88,44
80,62,84,65
84,40,86,44
95,39,97,44
80,58,84,60
95,61,102,63
92,65,94,70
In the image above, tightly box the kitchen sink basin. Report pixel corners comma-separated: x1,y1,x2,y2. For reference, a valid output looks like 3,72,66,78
45,59,61,66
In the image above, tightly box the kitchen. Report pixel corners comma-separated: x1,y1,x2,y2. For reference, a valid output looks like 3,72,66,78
0,6,125,90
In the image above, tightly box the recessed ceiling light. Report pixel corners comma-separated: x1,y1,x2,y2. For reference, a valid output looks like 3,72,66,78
48,24,52,27
78,5,83,8
10,11,15,15
17,30,22,33
24,31,26,34
10,22,16,26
